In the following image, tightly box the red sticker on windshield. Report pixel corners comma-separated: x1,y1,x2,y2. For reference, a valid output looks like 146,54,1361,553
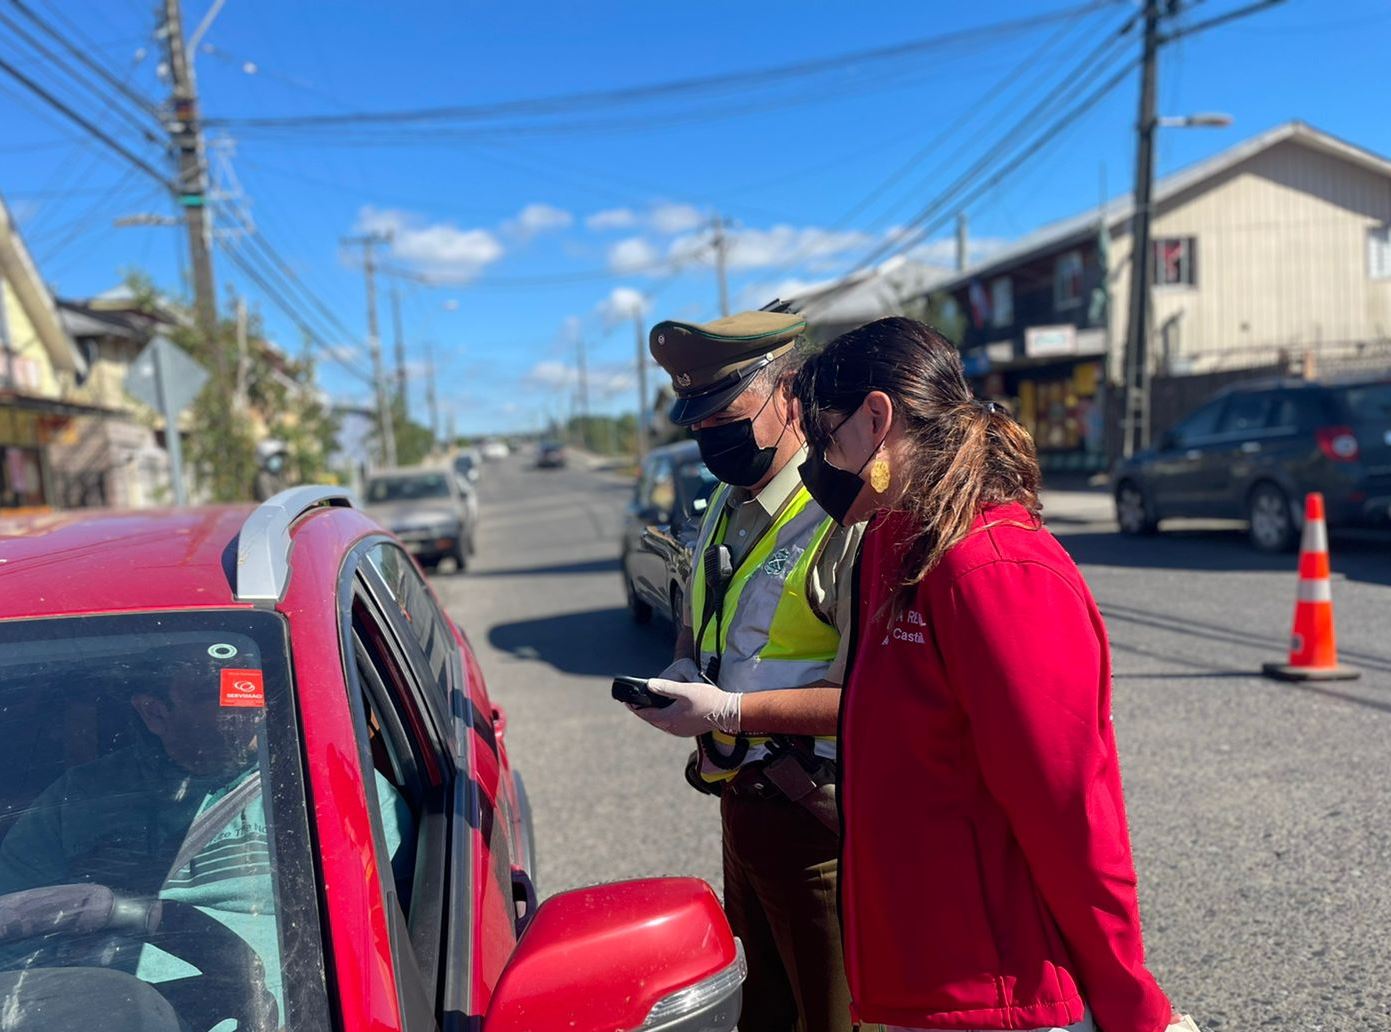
220,669,265,708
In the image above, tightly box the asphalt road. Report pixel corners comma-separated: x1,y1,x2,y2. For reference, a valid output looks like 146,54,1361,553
433,456,1391,1032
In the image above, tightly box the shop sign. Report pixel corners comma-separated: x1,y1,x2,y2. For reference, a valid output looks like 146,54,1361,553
985,340,1015,364
1024,324,1077,358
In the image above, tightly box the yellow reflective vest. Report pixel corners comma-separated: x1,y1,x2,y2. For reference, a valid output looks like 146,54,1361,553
689,481,840,783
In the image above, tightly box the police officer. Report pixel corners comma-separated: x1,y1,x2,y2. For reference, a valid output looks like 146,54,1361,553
628,311,863,1032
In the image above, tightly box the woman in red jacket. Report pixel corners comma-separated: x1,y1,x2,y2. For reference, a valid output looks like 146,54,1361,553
787,318,1189,1032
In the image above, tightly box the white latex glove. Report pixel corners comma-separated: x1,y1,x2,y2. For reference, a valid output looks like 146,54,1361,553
629,678,742,738
655,657,702,684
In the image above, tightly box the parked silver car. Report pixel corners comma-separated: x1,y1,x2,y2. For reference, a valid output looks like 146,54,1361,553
362,466,477,572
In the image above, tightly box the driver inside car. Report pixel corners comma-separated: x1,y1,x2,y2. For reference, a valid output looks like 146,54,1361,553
0,650,413,1025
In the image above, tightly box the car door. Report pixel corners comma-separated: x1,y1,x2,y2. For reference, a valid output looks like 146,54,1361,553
630,457,677,613
1206,390,1278,514
355,541,523,1019
1148,396,1227,516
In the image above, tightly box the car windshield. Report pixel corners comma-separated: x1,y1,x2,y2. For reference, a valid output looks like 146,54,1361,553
1339,382,1391,422
366,473,451,502
0,611,326,1032
677,460,719,516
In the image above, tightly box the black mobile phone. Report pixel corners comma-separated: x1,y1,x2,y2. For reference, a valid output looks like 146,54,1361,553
611,675,675,709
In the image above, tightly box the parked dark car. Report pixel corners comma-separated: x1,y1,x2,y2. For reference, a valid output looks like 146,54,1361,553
1113,376,1391,550
536,441,567,469
622,440,719,629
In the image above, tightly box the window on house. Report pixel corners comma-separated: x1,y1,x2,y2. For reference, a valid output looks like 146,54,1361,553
1054,251,1084,308
990,277,1013,327
1152,237,1197,286
1369,225,1391,280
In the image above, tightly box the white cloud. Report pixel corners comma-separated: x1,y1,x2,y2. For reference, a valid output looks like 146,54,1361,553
596,285,650,328
356,205,503,281
905,234,1009,269
442,299,460,311
524,359,636,399
586,207,639,231
607,236,660,274
649,202,704,235
506,202,573,239
666,223,872,272
323,344,363,365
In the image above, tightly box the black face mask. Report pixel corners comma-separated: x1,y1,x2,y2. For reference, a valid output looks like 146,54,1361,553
695,394,784,488
797,410,876,526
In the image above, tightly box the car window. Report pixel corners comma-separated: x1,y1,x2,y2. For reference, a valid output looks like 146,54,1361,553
649,461,676,518
1339,382,1391,423
365,543,454,705
366,474,452,503
346,594,451,1028
0,611,329,1032
1268,391,1330,432
677,460,719,519
1217,392,1273,436
1169,398,1225,446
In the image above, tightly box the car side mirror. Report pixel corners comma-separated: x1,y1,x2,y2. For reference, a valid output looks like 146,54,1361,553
484,878,744,1032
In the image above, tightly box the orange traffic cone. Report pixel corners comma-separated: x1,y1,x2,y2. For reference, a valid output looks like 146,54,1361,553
1262,493,1359,682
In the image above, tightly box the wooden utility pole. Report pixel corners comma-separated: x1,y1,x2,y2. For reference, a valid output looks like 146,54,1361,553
1121,0,1161,458
390,284,408,418
712,214,730,318
634,314,649,465
233,296,248,414
162,0,227,447
425,338,441,449
342,232,397,467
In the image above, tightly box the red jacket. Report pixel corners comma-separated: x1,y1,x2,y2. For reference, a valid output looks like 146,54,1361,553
839,504,1173,1032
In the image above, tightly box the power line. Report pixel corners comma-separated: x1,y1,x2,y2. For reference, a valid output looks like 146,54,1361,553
5,0,164,123
834,6,1134,236
0,52,174,190
218,237,375,387
803,54,1139,314
0,8,162,151
205,1,1125,129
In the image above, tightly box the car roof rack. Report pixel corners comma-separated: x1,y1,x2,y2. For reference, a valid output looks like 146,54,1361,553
236,485,355,606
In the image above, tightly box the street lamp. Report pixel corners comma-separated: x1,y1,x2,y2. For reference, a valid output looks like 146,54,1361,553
1119,90,1234,458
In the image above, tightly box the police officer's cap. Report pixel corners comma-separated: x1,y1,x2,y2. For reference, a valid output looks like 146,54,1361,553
649,311,806,427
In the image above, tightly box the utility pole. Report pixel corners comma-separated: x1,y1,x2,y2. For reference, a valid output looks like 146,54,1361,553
634,313,649,465
390,284,408,419
233,296,248,414
576,335,590,449
162,0,216,348
1121,0,1162,459
424,339,441,449
711,214,730,318
161,0,228,453
955,212,969,272
342,232,397,467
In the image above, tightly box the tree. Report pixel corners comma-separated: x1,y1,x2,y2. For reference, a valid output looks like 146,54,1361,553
121,272,340,499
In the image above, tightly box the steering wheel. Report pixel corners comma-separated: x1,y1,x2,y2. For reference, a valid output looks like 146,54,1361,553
0,883,279,1032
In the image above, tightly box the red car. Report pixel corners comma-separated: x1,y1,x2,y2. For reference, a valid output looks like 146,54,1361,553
0,487,743,1032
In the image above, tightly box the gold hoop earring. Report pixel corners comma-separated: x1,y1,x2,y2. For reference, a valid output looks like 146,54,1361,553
869,457,892,493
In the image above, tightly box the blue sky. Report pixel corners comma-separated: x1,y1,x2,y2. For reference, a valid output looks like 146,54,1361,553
3,0,1388,434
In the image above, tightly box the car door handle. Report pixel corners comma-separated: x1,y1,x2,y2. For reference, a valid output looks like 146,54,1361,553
1240,441,1262,454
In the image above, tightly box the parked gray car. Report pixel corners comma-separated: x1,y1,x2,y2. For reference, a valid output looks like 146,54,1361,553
362,466,477,572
